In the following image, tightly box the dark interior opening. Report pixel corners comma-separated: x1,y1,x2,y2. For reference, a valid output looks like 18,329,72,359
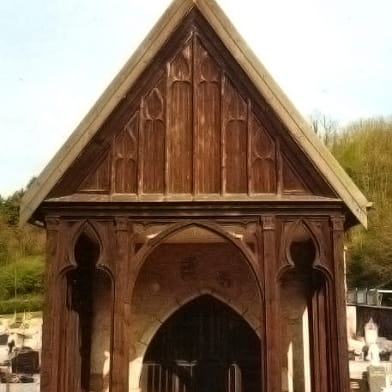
142,295,261,392
67,231,101,391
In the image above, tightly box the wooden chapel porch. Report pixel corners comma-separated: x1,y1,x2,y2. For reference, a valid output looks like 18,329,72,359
20,1,368,391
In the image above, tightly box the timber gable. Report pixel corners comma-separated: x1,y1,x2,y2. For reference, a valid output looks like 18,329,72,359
20,0,368,226
49,13,332,200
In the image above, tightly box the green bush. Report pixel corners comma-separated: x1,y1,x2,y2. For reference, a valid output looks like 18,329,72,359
0,295,43,314
0,256,44,299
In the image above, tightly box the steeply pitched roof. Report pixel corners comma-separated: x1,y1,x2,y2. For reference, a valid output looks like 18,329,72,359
20,0,369,226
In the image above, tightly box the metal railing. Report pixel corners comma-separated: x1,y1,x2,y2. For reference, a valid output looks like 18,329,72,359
347,288,392,307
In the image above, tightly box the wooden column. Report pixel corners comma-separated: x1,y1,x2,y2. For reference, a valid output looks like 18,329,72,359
41,217,62,392
261,215,280,392
111,217,131,391
331,215,350,392
42,219,86,392
311,274,330,392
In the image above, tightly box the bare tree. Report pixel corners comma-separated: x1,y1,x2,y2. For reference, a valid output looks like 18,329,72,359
309,111,339,148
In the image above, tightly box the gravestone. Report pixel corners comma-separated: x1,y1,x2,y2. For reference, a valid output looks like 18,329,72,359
11,350,40,374
0,334,8,345
368,365,386,392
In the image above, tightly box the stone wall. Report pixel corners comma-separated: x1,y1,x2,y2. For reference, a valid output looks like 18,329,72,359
129,241,261,391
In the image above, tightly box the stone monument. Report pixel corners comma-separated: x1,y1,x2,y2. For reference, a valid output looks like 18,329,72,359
366,319,386,391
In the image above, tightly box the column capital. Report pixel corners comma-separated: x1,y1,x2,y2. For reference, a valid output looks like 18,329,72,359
45,216,61,231
330,215,345,232
261,215,276,231
114,217,129,232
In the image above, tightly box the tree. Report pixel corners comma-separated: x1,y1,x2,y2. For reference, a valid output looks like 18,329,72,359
309,111,339,148
331,117,392,288
0,184,45,312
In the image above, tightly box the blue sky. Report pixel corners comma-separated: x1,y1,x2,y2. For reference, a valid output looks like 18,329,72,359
1,0,392,196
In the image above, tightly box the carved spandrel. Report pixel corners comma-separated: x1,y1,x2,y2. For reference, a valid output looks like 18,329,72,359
277,218,335,278
194,37,221,194
310,219,333,273
249,113,276,193
78,150,110,192
167,43,193,193
282,154,308,194
223,77,248,193
141,80,165,193
195,31,219,83
114,112,139,193
169,46,192,81
145,88,164,120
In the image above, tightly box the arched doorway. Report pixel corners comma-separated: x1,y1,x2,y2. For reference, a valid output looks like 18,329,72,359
140,295,261,392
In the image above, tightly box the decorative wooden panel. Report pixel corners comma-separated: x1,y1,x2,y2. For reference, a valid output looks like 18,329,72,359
113,112,138,193
194,37,221,194
141,80,166,194
223,77,248,194
167,43,193,194
78,151,110,192
249,112,276,193
56,25,334,199
282,154,308,194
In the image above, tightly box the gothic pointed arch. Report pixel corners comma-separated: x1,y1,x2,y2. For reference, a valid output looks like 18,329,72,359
129,223,264,391
278,219,334,392
140,295,261,392
56,220,114,392
133,221,261,290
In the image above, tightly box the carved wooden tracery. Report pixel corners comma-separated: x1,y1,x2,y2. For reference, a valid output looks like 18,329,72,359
279,221,322,391
50,18,333,200
43,221,115,392
42,210,350,392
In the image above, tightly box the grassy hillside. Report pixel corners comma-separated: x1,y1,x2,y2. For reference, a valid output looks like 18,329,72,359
0,189,45,313
331,118,392,288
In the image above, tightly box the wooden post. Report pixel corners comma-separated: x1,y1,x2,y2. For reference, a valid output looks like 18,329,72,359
42,218,86,392
311,272,330,392
40,218,60,392
331,215,350,392
111,217,131,391
261,215,280,392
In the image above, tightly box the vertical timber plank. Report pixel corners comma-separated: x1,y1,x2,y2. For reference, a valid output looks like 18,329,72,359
331,216,350,392
249,112,277,194
113,113,139,194
167,43,193,194
221,74,226,195
261,215,280,392
111,217,131,392
247,100,252,196
141,81,166,194
276,140,283,196
222,77,247,193
194,37,221,194
41,217,61,392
